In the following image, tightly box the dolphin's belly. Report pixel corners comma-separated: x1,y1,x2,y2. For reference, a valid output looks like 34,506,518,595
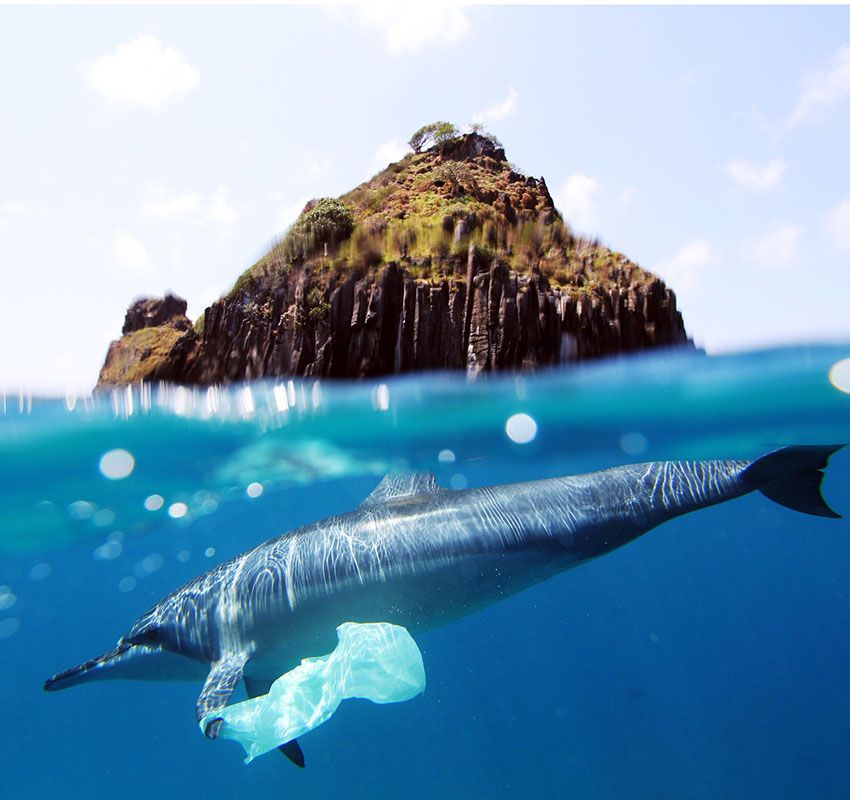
242,544,574,680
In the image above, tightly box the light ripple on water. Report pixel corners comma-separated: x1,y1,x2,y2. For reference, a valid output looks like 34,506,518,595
0,345,848,554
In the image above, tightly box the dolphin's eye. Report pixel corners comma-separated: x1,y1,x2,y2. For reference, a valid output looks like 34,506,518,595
124,625,161,648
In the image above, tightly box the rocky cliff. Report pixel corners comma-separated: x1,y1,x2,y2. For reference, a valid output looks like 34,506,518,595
97,132,691,387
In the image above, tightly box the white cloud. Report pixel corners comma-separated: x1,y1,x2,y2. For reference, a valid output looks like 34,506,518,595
744,224,803,268
142,183,239,226
620,187,637,203
1,200,35,217
207,186,239,227
473,88,519,124
142,184,202,219
357,5,470,56
86,36,199,111
554,172,600,232
788,44,850,127
655,238,715,292
113,230,153,272
369,140,409,174
726,158,787,191
0,201,33,233
823,197,850,252
0,200,51,232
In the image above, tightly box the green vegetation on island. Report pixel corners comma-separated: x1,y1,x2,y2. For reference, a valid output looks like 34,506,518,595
231,124,654,302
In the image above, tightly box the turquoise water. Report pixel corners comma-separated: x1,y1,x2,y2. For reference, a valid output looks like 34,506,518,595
2,345,849,798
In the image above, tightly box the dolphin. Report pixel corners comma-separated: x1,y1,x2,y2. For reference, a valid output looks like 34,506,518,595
45,445,843,766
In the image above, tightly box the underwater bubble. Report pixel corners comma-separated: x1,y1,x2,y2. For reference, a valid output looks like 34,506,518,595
93,508,116,527
505,413,537,444
118,576,137,592
93,541,122,561
68,500,96,520
829,358,850,394
168,502,188,519
619,432,648,456
0,589,16,610
202,498,219,514
205,547,216,558
133,554,164,578
29,563,51,581
450,474,468,490
177,550,190,563
246,482,263,499
144,494,165,511
0,618,20,638
438,449,456,464
99,448,135,480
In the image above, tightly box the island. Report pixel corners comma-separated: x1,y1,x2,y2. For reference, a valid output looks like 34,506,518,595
97,125,691,388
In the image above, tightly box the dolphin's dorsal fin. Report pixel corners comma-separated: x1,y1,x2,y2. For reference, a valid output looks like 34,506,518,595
360,472,442,507
245,677,306,767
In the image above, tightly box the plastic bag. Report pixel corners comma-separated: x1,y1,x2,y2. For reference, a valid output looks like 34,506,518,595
201,621,426,763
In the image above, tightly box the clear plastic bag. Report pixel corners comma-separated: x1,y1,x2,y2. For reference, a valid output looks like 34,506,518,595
201,622,426,763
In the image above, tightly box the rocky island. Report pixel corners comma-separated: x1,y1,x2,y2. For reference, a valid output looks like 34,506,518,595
97,125,690,388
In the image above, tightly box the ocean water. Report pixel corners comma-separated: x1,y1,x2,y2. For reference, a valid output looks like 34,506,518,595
2,345,850,799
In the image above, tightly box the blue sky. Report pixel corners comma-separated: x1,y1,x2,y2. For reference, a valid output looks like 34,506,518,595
1,4,849,394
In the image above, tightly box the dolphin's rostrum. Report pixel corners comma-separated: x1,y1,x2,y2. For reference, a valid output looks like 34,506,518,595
45,445,843,766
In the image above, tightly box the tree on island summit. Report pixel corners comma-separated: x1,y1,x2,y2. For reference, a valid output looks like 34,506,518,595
409,121,502,155
408,121,459,153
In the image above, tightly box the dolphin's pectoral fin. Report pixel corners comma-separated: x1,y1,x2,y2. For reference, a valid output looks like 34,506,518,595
361,471,442,507
244,676,306,767
197,652,249,739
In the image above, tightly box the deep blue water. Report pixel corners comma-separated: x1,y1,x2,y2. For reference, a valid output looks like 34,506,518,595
2,346,850,799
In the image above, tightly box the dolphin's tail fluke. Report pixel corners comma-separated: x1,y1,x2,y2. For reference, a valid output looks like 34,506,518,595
743,445,844,518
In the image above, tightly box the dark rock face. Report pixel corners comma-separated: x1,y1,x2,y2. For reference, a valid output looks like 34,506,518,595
439,131,507,164
122,294,191,335
96,247,691,388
